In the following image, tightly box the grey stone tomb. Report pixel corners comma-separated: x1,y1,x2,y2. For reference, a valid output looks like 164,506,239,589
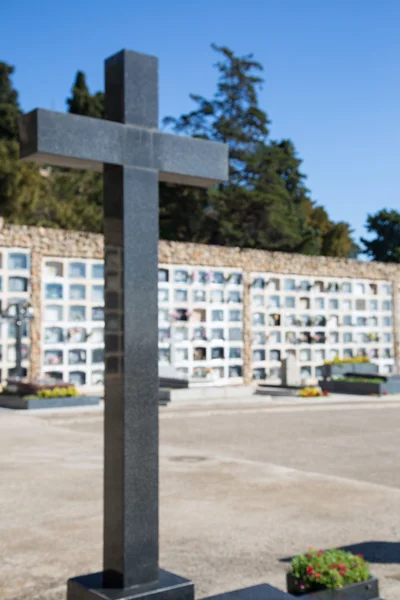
19,49,228,600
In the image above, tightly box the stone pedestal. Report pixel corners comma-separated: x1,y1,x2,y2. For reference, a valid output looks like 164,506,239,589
68,569,194,600
281,355,301,387
159,363,189,389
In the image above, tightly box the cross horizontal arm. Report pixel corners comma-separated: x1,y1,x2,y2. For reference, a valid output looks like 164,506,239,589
19,109,228,187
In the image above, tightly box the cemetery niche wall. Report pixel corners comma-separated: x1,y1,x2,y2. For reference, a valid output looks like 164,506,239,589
42,258,244,387
0,223,399,387
0,247,31,381
42,257,105,388
158,264,243,384
251,272,395,385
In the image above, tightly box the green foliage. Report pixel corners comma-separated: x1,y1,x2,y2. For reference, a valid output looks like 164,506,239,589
48,70,106,230
321,222,355,257
162,45,355,257
0,62,20,141
0,63,56,226
164,44,270,185
159,183,214,243
67,71,104,118
361,209,400,262
290,548,370,591
336,377,383,383
0,141,103,231
24,386,79,399
0,50,356,256
47,168,103,232
0,140,52,224
0,64,103,230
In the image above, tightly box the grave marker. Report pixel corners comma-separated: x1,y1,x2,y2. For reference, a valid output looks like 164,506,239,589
19,49,228,600
281,355,301,388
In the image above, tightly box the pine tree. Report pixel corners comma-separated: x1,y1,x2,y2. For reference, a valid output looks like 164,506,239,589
164,44,269,184
67,71,104,118
0,62,20,141
162,45,357,257
163,46,328,253
58,70,104,230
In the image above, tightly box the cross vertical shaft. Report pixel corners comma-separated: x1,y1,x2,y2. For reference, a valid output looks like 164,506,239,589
103,51,159,589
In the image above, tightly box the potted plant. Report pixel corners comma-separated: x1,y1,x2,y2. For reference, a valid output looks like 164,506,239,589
287,548,379,599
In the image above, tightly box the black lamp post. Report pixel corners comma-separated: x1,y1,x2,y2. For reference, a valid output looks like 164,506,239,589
2,300,34,379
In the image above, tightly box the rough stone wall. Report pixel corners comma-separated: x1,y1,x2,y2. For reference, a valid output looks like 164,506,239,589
1,221,399,382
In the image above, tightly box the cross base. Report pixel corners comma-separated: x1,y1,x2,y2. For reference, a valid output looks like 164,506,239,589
67,569,194,600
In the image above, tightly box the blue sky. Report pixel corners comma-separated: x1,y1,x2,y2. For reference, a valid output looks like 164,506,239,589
2,0,399,244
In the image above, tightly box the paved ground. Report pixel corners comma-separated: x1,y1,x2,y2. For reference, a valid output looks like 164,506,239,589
2,397,400,599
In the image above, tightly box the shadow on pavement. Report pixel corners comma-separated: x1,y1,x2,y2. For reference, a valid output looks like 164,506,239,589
280,541,400,564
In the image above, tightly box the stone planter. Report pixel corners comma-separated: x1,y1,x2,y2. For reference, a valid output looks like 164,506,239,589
321,380,381,396
287,572,379,599
0,395,100,410
321,378,400,396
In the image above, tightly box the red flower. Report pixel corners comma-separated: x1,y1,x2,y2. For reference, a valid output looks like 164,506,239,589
315,573,322,579
357,554,364,559
306,566,314,575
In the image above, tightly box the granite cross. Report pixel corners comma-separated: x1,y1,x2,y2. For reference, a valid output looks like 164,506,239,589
19,49,228,600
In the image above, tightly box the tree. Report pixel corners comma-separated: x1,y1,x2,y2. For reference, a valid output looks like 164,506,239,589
0,64,52,225
208,140,318,252
321,222,355,257
0,140,104,231
0,62,20,141
0,51,357,252
165,45,270,184
48,168,103,232
162,45,309,250
162,44,355,257
59,70,104,229
361,209,400,262
0,139,53,225
67,71,104,118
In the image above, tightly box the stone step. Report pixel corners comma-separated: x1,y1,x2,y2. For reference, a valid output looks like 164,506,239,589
159,385,257,404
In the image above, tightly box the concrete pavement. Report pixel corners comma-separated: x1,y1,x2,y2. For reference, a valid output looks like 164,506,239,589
2,397,400,599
